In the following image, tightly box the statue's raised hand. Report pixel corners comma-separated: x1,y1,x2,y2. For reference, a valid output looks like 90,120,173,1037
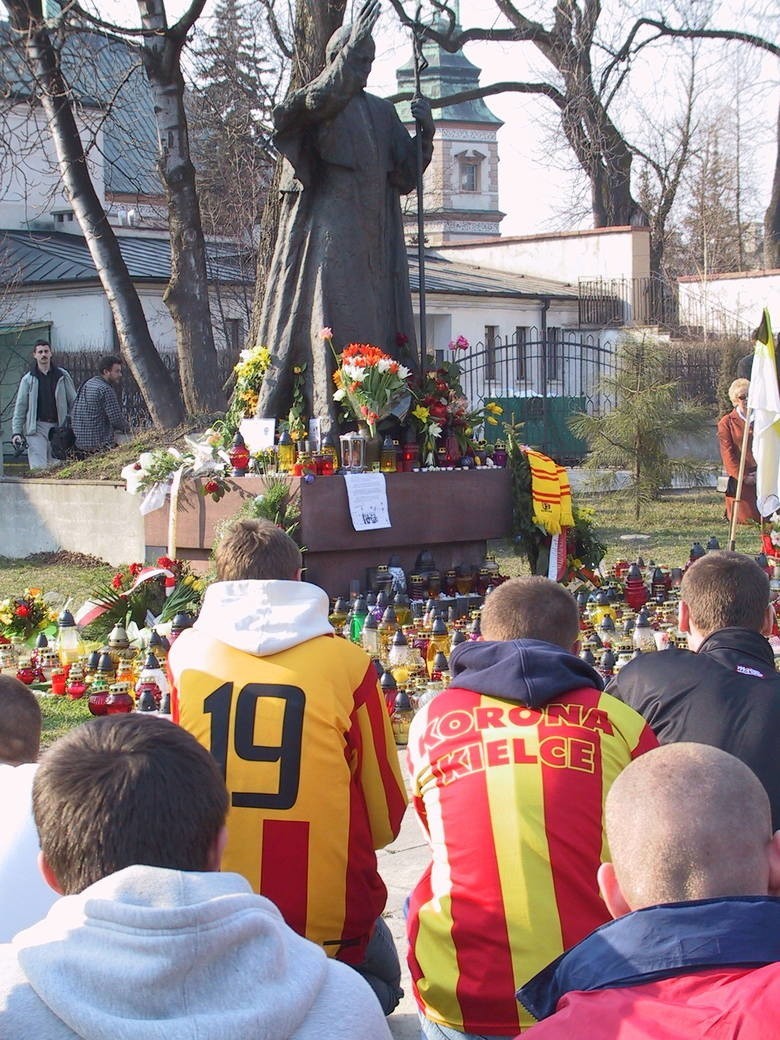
411,95,435,138
351,0,381,46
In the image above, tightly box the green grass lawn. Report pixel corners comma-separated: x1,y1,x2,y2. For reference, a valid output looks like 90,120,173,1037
492,488,760,577
0,552,114,610
39,695,93,747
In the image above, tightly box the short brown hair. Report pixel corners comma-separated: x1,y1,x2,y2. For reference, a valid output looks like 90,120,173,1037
98,353,122,374
33,715,228,894
681,551,768,636
215,517,302,581
480,576,579,649
0,676,41,764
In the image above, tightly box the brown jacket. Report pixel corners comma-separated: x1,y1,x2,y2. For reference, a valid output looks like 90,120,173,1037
717,409,759,523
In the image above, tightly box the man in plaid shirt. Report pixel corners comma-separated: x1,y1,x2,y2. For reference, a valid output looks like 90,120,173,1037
71,355,130,454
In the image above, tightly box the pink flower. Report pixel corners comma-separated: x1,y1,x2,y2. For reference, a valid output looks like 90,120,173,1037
448,335,470,351
319,327,333,340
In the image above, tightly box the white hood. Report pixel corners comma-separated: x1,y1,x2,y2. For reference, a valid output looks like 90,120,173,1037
190,580,333,656
11,867,334,1040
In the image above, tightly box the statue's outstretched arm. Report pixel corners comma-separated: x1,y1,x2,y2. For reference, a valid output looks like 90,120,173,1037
274,0,381,133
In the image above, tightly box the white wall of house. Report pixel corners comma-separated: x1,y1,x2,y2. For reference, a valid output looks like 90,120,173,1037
0,282,249,355
415,293,581,353
678,271,780,335
435,227,651,284
0,102,105,230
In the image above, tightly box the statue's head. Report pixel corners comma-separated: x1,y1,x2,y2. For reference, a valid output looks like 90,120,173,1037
326,24,376,88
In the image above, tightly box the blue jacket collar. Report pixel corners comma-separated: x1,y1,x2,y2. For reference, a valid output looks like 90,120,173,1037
518,896,780,1020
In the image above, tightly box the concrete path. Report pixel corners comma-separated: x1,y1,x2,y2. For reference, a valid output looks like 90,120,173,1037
378,750,430,1040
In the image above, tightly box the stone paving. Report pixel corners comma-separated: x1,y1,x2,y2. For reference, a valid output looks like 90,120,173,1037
377,750,429,1040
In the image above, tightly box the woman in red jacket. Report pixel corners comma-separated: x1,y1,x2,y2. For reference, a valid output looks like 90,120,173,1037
717,377,760,524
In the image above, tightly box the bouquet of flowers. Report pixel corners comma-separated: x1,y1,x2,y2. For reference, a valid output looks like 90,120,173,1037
410,344,503,463
325,330,412,436
76,557,205,641
225,344,272,433
121,433,231,512
0,589,56,641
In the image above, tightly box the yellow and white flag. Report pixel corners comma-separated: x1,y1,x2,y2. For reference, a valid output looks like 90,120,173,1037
748,308,779,516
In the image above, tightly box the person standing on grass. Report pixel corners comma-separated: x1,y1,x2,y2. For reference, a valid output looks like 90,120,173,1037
11,341,76,470
717,378,760,524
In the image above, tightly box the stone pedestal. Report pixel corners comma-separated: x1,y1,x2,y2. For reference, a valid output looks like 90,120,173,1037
144,469,512,599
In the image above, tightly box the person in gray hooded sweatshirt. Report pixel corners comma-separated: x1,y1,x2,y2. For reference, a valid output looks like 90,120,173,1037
0,714,392,1040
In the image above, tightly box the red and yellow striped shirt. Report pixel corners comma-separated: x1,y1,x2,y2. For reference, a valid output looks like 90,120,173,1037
407,685,658,1033
170,631,407,963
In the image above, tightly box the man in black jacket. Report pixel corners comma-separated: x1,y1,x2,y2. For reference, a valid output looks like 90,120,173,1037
608,551,780,827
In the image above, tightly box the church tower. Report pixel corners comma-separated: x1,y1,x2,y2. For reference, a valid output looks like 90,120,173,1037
395,2,504,245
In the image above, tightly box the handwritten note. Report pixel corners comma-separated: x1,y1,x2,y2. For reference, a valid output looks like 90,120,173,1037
344,472,392,531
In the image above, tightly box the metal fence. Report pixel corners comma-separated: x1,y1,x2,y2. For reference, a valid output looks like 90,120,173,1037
456,329,727,464
576,275,754,338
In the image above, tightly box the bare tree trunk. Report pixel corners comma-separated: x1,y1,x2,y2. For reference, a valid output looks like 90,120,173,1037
138,0,224,415
249,0,347,345
5,8,184,428
765,101,780,269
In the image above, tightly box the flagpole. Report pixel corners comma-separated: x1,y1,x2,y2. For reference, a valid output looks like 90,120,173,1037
729,412,752,551
412,4,429,374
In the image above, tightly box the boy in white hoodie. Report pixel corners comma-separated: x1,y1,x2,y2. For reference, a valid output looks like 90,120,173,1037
0,714,392,1040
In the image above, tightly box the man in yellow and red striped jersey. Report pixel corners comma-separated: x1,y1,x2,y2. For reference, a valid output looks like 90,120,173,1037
406,576,658,1038
169,519,407,1015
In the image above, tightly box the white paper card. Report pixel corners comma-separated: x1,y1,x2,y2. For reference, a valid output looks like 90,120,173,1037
308,417,322,451
343,472,392,531
240,418,276,451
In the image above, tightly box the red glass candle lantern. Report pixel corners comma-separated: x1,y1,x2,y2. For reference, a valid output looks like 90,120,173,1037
228,431,251,476
624,563,649,611
105,681,134,714
380,670,398,715
87,677,110,716
65,663,88,700
16,659,36,685
50,668,67,696
136,682,160,712
444,430,460,467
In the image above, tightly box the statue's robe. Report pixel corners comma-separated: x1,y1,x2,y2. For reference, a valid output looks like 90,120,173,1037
256,46,432,428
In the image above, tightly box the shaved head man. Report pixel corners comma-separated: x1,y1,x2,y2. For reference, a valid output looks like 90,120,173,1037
601,744,780,912
518,744,780,1038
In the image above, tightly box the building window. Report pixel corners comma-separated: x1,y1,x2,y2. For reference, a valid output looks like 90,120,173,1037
515,326,528,383
225,318,243,352
546,327,562,381
485,325,498,381
460,159,480,192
